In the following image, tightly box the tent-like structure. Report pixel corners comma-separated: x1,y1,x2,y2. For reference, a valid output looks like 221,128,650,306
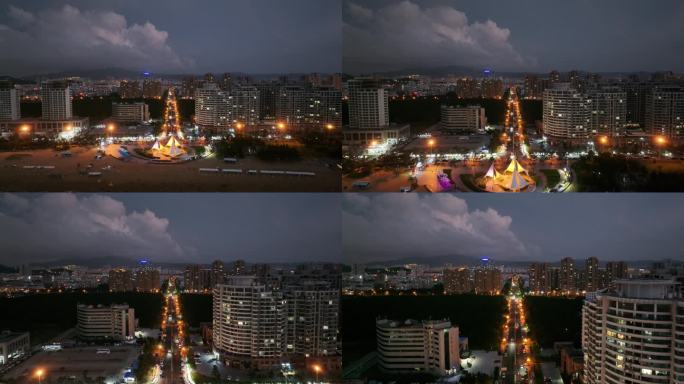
505,167,529,191
151,140,161,151
504,157,528,174
485,163,500,179
165,135,182,148
168,144,183,157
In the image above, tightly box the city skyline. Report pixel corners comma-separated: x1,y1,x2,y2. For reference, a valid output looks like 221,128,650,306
0,193,342,265
343,194,684,263
0,0,342,76
343,0,684,74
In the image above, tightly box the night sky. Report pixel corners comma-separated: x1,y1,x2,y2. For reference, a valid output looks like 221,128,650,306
343,194,684,263
0,0,342,76
344,0,684,74
0,193,342,265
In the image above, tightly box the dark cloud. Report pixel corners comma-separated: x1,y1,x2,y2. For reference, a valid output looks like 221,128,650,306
0,193,343,266
343,194,684,264
343,0,534,74
0,0,342,76
0,193,188,264
343,194,534,263
0,4,191,75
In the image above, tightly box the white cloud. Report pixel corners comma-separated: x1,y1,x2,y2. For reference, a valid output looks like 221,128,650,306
0,4,192,75
343,0,534,73
0,194,189,264
343,194,533,263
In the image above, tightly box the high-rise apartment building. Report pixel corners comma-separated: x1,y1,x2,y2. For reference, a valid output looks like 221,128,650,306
212,267,341,371
347,78,388,130
0,82,20,121
560,257,578,293
644,85,684,139
212,276,286,370
119,80,142,99
41,81,72,120
586,87,627,137
543,85,590,142
473,267,502,294
443,268,472,294
528,263,550,293
108,268,134,292
582,279,684,384
135,267,160,292
585,257,601,292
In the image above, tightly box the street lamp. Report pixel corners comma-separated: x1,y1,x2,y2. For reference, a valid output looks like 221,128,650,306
654,135,667,159
313,364,322,383
325,123,334,130
277,122,286,130
35,368,45,384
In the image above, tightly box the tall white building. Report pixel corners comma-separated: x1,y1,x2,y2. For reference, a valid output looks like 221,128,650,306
543,84,590,142
582,279,684,384
41,81,72,120
344,78,409,148
376,319,460,375
0,83,20,121
212,276,285,370
76,304,136,341
348,78,388,130
440,105,487,132
112,102,150,123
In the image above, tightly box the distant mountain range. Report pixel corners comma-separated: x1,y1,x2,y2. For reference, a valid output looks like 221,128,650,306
9,256,329,270
355,254,662,268
6,67,337,82
350,65,676,79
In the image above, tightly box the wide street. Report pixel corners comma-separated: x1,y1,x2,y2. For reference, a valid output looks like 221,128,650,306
159,281,187,384
502,280,534,384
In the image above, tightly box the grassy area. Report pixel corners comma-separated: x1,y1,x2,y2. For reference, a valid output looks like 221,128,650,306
541,169,561,189
460,173,485,192
342,295,506,364
0,292,163,345
524,296,583,348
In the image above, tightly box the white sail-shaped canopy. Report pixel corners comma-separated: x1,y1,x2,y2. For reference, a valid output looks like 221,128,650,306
151,140,161,151
506,168,529,191
168,144,183,157
505,158,527,174
485,163,500,179
165,135,182,148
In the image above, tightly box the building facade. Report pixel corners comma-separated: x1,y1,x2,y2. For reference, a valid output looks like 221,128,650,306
41,81,73,121
112,102,150,123
582,279,684,384
440,105,487,132
0,331,30,365
376,319,460,375
644,86,684,139
0,83,20,121
76,304,136,341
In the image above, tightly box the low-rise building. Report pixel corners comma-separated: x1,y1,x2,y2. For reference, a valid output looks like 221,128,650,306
0,331,30,365
376,318,460,375
76,304,136,341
